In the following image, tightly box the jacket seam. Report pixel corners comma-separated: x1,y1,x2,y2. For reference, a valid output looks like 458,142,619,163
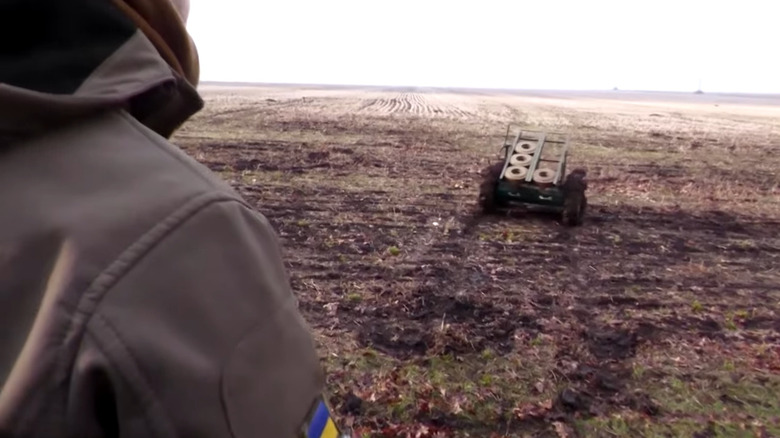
58,192,251,431
83,317,168,438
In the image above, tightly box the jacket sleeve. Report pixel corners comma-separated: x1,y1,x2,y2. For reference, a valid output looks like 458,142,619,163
68,198,327,438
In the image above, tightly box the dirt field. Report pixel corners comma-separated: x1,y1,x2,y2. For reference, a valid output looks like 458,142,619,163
173,84,780,437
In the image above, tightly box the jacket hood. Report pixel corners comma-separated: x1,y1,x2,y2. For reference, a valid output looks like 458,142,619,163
0,0,204,145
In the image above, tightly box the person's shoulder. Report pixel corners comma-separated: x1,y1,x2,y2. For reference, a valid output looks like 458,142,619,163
113,109,240,199
1,107,255,285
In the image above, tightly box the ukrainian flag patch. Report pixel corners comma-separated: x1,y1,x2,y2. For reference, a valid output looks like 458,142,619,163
306,399,340,438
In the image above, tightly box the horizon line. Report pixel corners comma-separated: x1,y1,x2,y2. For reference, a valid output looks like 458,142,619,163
196,80,780,98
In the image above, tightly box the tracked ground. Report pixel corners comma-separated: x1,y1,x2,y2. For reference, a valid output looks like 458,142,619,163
175,85,780,437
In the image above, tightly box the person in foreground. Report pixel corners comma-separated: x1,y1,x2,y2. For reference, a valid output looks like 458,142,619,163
0,0,346,436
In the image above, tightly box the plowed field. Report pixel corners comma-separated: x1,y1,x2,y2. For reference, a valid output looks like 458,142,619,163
174,84,780,437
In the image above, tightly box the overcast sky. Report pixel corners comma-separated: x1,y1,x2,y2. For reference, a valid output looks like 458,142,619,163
187,0,779,93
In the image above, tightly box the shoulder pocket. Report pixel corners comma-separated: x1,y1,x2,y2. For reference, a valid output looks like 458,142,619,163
221,304,325,438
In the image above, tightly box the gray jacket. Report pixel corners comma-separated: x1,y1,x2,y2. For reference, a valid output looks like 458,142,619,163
0,1,337,437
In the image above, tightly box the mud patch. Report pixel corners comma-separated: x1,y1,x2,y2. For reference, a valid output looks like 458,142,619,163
661,316,723,338
357,322,431,358
357,289,529,356
586,295,664,309
584,327,639,360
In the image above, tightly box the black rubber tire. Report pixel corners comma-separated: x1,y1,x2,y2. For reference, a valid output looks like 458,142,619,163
478,162,503,214
562,192,586,226
561,170,588,226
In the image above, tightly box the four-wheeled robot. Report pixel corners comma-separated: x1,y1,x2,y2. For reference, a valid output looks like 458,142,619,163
477,125,588,226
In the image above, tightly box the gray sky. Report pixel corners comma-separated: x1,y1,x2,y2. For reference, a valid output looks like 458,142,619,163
187,0,779,93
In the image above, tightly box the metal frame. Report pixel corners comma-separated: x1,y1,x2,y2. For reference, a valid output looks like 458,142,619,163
523,132,546,183
498,125,570,186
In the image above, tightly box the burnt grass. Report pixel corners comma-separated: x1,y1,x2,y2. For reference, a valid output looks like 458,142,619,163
175,89,780,437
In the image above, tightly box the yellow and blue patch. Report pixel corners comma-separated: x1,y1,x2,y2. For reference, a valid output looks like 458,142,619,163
306,399,340,438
